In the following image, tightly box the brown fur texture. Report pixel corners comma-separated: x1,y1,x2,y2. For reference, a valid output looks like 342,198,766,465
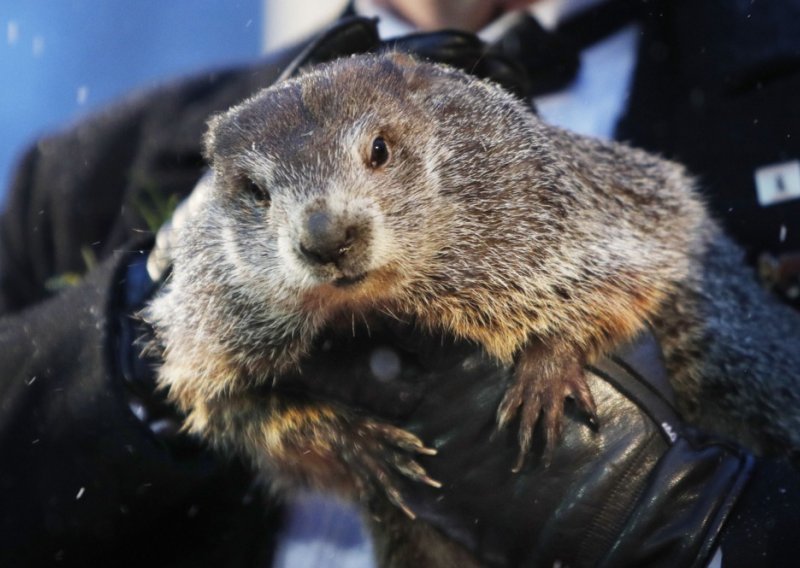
146,53,800,566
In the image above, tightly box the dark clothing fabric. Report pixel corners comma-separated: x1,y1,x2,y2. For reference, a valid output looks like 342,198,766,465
719,457,800,568
618,0,800,260
0,249,281,567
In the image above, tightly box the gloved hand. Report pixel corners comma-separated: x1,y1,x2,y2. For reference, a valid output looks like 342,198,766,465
277,320,754,568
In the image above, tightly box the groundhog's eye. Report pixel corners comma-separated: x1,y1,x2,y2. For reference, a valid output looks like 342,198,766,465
244,177,271,206
369,137,390,168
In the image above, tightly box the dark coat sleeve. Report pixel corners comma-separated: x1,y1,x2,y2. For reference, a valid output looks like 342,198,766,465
0,47,302,567
0,250,281,567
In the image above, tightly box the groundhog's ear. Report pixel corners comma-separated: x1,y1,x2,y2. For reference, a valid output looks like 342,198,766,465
383,51,417,69
371,52,418,89
384,52,428,80
393,56,458,99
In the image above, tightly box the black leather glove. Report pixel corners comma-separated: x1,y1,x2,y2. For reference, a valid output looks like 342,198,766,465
278,320,754,568
117,243,191,448
404,335,753,568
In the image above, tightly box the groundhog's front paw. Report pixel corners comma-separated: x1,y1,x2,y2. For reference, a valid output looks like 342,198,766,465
342,419,441,519
497,348,598,471
205,396,441,518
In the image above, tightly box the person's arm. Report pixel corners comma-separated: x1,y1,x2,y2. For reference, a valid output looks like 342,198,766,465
283,320,759,568
0,249,283,567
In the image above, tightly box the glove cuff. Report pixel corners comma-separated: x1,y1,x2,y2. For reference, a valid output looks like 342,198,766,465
589,333,754,568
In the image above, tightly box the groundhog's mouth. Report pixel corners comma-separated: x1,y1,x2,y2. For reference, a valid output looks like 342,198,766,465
333,272,367,287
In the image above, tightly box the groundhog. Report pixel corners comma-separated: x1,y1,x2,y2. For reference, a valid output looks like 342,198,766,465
146,53,800,565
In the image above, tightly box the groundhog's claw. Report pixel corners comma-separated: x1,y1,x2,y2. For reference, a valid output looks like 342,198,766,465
363,421,438,456
497,348,597,471
345,419,441,519
569,374,599,429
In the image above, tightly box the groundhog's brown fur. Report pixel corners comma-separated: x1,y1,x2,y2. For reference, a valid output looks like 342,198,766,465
146,53,800,566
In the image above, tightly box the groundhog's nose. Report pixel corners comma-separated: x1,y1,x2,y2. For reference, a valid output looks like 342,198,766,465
299,211,356,266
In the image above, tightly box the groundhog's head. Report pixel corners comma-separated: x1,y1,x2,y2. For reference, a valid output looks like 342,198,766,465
200,53,542,314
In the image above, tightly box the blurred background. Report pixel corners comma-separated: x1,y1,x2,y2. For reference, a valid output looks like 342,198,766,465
0,0,349,206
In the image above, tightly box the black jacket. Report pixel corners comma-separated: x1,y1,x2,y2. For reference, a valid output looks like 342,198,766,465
618,0,800,259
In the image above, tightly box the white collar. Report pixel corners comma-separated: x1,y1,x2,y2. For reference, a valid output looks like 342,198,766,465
352,0,416,39
353,0,611,39
528,0,609,30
